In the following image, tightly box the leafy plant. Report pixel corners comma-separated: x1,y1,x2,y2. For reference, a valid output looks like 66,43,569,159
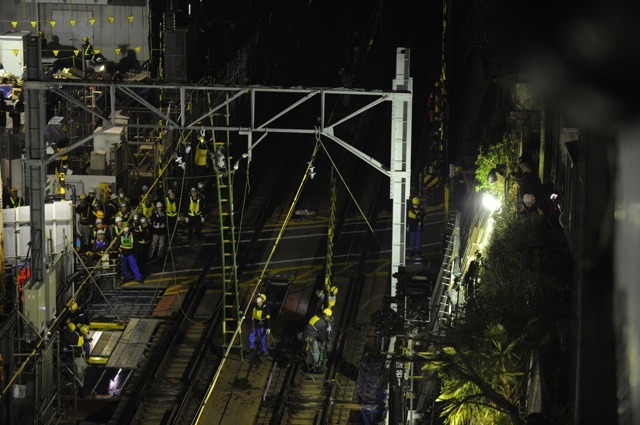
421,214,572,425
474,135,520,196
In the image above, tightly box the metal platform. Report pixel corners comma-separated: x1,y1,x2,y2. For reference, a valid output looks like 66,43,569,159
90,288,163,320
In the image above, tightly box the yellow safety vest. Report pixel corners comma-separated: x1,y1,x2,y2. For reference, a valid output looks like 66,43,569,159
120,233,134,250
188,197,201,216
165,198,177,217
195,143,208,166
140,202,154,219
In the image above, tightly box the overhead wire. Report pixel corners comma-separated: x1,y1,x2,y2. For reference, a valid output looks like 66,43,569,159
193,139,320,424
317,134,382,247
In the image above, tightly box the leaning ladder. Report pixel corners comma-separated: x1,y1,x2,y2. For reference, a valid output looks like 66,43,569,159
212,93,243,358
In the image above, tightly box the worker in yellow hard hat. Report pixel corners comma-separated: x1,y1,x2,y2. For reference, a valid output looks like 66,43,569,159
81,36,93,59
4,187,24,208
407,196,426,257
303,308,332,374
248,293,271,360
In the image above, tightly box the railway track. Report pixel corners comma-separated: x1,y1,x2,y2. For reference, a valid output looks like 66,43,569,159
110,134,311,424
109,41,410,423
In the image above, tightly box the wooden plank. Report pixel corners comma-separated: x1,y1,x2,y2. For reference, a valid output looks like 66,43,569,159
106,318,158,368
152,294,177,317
90,330,121,357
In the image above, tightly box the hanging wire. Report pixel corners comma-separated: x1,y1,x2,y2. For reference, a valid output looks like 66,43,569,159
193,140,320,424
316,130,382,247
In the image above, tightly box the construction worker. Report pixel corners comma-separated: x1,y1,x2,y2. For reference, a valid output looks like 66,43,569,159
61,322,82,346
38,30,47,50
91,218,110,245
248,293,271,359
139,184,150,204
110,216,125,249
116,187,130,206
185,187,204,243
76,193,92,251
314,285,338,341
116,201,131,223
315,284,338,311
105,193,119,225
165,189,178,238
4,187,24,208
87,187,103,212
304,308,332,373
407,196,426,257
135,217,150,273
60,326,90,399
90,229,109,263
139,194,154,220
149,202,166,260
119,224,142,283
78,324,92,357
81,36,93,72
67,301,90,327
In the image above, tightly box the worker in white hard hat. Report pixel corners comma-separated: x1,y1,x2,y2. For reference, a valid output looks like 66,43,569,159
149,201,166,260
407,196,426,257
110,216,125,248
185,187,205,243
248,293,271,360
165,189,178,237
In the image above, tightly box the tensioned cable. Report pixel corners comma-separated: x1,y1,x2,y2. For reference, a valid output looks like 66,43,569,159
192,139,320,425
317,134,382,247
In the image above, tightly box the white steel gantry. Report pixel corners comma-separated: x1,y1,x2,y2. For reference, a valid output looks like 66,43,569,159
24,47,413,303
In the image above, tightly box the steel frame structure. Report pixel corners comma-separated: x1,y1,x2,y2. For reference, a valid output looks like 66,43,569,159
18,44,412,419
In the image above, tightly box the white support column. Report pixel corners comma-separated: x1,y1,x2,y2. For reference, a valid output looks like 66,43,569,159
390,47,413,300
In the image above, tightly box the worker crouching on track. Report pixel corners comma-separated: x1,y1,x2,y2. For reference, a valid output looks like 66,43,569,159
248,293,271,360
304,308,332,374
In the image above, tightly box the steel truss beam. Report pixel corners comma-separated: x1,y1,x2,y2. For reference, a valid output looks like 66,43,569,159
24,48,412,301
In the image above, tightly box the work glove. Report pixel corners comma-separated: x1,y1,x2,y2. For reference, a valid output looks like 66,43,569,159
200,217,205,223
266,328,271,335
185,217,189,223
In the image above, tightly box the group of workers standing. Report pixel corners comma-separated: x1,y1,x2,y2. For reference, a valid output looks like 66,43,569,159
75,184,206,283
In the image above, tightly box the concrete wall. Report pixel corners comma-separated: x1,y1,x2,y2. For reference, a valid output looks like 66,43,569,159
0,0,150,68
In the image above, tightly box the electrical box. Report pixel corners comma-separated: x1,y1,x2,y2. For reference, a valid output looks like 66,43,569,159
23,282,46,338
0,31,30,77
93,126,123,165
90,149,107,174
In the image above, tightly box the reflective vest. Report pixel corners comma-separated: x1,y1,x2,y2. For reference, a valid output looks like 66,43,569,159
165,197,177,217
140,202,154,219
252,303,271,328
120,233,134,250
188,197,201,217
195,143,208,166
8,196,23,208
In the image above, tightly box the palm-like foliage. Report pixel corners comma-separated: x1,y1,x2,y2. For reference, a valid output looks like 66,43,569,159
420,211,572,424
422,322,526,425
